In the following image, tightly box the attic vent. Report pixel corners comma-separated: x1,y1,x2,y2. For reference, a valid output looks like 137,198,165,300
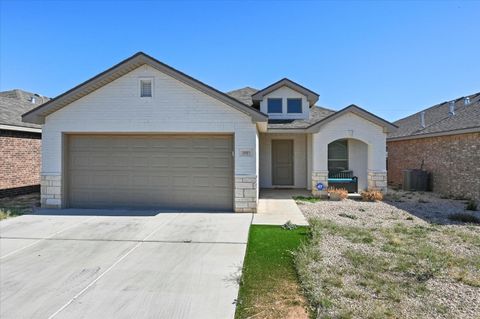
140,79,152,97
448,101,455,116
464,97,471,105
30,96,36,104
420,111,426,128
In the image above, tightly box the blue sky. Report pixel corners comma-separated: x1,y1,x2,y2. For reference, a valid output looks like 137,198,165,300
1,0,479,121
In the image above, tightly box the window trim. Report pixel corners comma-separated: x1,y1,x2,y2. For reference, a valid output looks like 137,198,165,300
139,77,154,98
267,98,283,113
287,98,303,113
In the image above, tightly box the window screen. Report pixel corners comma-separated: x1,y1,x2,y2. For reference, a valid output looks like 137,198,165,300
267,98,282,113
328,140,348,172
287,99,302,113
140,80,152,97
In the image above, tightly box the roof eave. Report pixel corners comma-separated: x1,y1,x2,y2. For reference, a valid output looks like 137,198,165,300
251,78,320,107
387,126,480,141
0,124,42,133
306,105,398,133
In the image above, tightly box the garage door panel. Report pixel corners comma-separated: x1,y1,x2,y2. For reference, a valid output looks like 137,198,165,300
67,135,233,211
151,155,170,167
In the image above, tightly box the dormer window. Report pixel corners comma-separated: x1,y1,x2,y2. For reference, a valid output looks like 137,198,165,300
287,98,302,113
267,98,282,113
140,79,153,97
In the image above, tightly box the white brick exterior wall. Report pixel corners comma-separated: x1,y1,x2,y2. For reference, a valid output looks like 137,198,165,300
41,65,259,211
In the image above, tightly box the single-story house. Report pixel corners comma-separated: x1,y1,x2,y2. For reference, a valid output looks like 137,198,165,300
387,92,480,202
0,90,47,197
22,52,396,212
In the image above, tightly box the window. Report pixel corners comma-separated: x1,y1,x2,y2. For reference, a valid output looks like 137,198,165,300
267,98,282,113
140,79,152,97
328,140,348,172
287,98,302,113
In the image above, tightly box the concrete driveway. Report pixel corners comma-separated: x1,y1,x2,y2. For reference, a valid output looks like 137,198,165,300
0,209,252,319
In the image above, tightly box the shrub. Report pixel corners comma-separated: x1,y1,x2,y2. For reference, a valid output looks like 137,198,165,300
361,190,384,202
328,187,348,201
448,213,480,224
465,200,478,211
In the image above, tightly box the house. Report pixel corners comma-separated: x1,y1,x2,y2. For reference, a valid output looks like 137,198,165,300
387,92,480,201
0,90,47,197
22,52,396,212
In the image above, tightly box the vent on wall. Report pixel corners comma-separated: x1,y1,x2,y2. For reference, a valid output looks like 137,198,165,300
140,79,152,97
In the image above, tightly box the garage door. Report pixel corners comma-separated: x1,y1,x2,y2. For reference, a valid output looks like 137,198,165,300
67,134,233,211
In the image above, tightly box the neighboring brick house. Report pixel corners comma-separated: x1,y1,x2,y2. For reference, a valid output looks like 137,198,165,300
387,92,480,202
0,89,48,197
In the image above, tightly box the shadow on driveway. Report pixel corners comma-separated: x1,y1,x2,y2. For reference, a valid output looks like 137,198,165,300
33,208,235,217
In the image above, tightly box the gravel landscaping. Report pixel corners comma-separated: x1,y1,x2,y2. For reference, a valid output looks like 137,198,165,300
294,189,480,319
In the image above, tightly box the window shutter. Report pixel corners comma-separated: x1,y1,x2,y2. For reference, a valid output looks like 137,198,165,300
140,80,152,97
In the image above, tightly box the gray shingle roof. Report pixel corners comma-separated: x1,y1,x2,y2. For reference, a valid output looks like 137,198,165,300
0,89,49,129
267,106,335,129
226,87,258,106
226,87,335,129
388,92,480,139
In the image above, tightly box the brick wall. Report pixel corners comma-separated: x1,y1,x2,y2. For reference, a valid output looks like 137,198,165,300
387,132,480,201
0,130,41,197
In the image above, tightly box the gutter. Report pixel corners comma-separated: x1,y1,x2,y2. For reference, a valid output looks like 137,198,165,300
0,124,42,133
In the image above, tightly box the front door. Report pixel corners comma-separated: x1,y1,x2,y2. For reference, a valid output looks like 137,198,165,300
272,139,294,186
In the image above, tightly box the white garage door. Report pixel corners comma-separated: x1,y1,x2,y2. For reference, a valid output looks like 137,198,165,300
67,134,234,211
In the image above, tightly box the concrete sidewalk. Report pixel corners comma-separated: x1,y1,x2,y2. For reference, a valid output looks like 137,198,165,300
252,189,309,226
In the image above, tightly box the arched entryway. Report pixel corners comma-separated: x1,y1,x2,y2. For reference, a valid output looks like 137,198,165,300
327,138,368,192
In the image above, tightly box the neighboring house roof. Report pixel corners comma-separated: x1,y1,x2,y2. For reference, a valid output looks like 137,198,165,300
251,78,320,107
388,92,480,140
0,89,48,132
22,52,268,125
227,88,397,132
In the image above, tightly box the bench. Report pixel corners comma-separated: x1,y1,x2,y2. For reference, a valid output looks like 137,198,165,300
328,170,358,193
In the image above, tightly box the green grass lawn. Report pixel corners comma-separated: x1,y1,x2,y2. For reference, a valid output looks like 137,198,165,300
235,225,311,319
293,195,324,203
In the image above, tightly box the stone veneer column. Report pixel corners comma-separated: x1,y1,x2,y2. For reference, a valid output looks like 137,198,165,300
40,174,62,208
367,170,387,193
311,170,329,198
234,175,257,213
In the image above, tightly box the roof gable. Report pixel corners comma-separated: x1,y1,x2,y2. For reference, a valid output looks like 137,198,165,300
22,52,267,124
251,78,319,107
306,104,397,133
